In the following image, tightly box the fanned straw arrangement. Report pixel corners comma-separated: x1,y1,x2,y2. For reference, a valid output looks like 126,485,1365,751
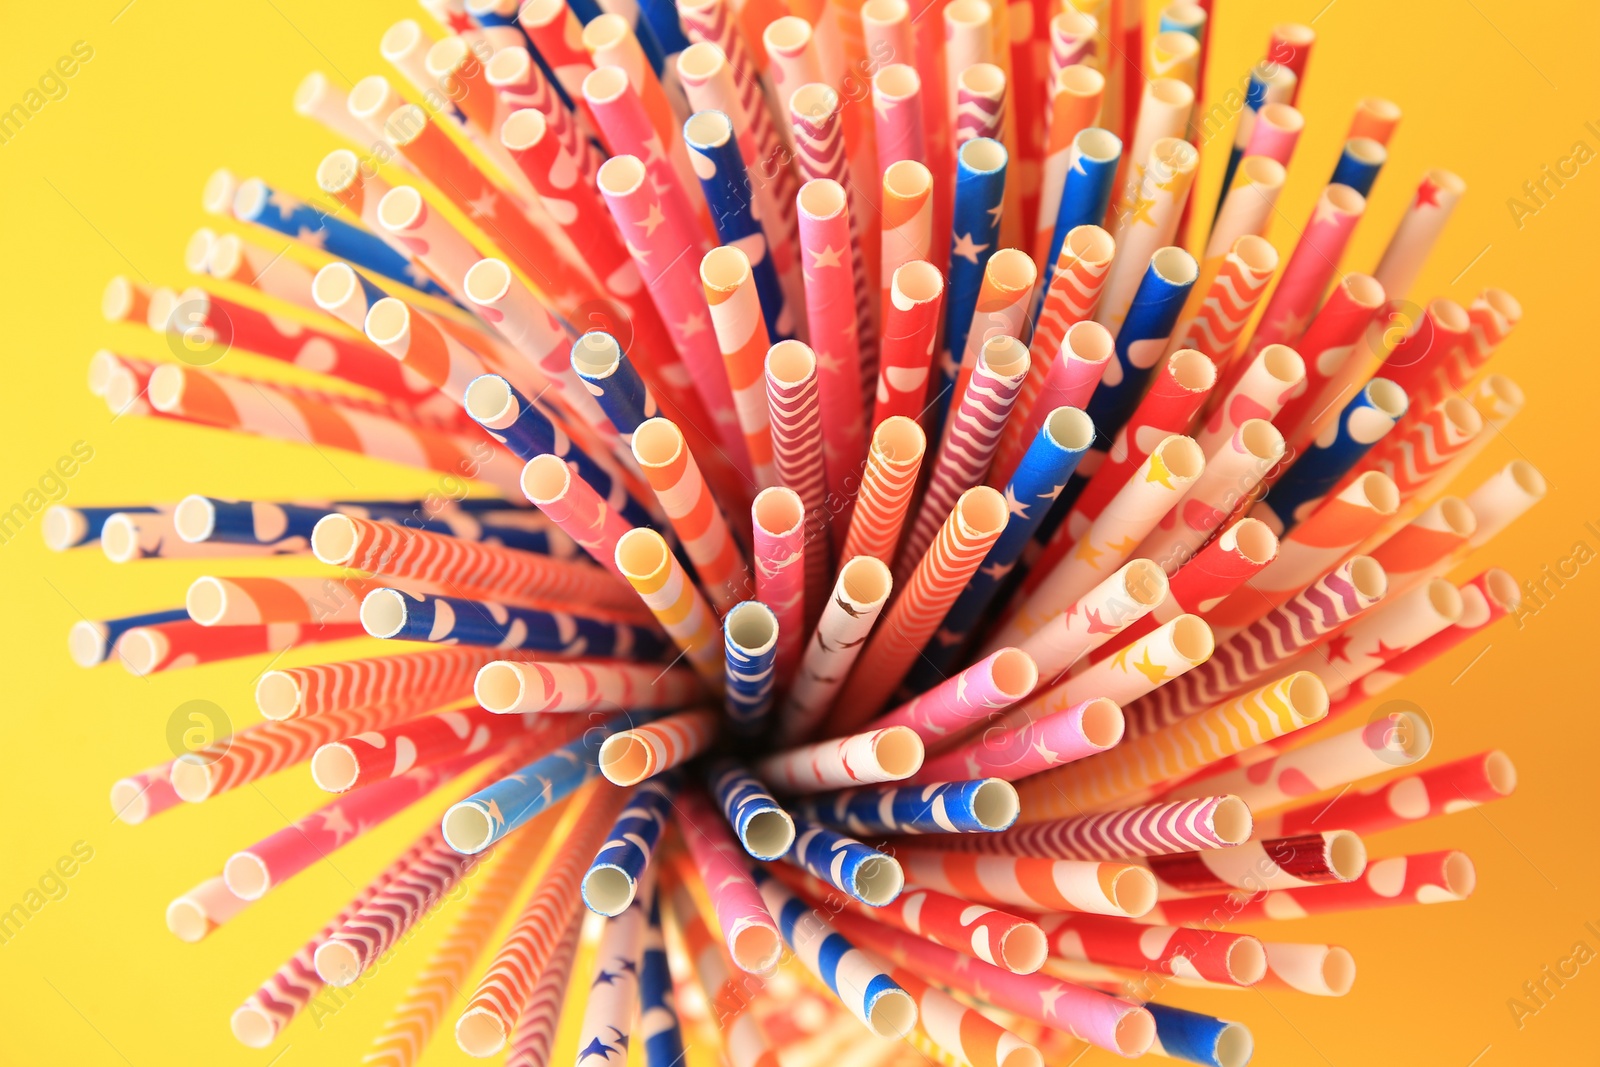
69,2,1546,1064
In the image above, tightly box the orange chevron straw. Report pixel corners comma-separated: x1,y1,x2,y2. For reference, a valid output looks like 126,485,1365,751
501,913,583,1067
455,781,629,1055
1016,671,1329,817
839,416,926,567
600,708,721,785
766,341,832,624
310,513,642,615
833,486,1009,726
256,646,533,720
616,528,726,690
1166,234,1280,375
998,225,1115,485
703,247,779,488
632,418,753,615
948,249,1036,413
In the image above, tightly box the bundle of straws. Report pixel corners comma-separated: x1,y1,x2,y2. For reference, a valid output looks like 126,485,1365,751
62,0,1547,1062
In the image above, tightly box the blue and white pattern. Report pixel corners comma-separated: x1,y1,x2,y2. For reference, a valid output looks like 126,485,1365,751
1329,137,1387,198
722,600,779,737
571,331,659,444
44,505,156,550
637,882,685,1067
584,772,678,915
751,866,914,1037
1257,378,1406,534
443,732,603,853
232,179,452,300
1035,128,1122,322
684,110,792,341
364,587,669,659
1144,1002,1253,1067
782,818,903,907
936,137,1009,428
708,760,795,860
69,607,189,667
787,779,1021,835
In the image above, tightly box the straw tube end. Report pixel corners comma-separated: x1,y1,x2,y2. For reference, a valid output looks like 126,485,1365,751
309,512,359,567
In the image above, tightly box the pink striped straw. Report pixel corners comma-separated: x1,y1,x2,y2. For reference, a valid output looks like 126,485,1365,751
677,787,785,975
869,646,1039,748
766,340,832,624
797,178,868,549
912,697,1125,782
753,487,807,683
520,454,636,578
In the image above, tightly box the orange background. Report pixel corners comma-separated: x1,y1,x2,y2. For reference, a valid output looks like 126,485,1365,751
1,0,1597,1063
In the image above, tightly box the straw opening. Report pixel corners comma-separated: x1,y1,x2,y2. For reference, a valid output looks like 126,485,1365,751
957,486,1008,537
1123,559,1169,607
1213,796,1253,844
1147,77,1194,107
764,15,811,50
231,1008,276,1049
998,922,1046,974
1325,183,1366,213
521,454,572,505
377,185,425,230
1443,852,1476,896
347,75,395,121
310,514,359,566
116,630,162,676
1355,472,1400,514
766,340,816,386
732,925,783,974
874,64,920,100
1064,224,1116,264
1228,938,1268,985
981,336,1029,378
1076,127,1122,163
892,260,943,302
677,42,724,80
1286,672,1330,718
583,66,629,103
1045,406,1095,451
985,247,1036,291
1485,751,1517,795
1322,947,1357,996
1237,155,1286,188
873,416,925,463
599,732,651,784
571,331,622,377
1259,344,1304,385
866,987,916,1039
1117,1010,1157,1057
701,245,751,291
486,46,531,84
1112,866,1157,916
797,178,846,217
67,622,106,671
1080,698,1125,748
597,155,647,196
862,0,909,25
360,588,408,639
971,779,1021,831
753,487,805,537
1347,556,1387,600
991,648,1038,698
726,601,779,654
582,865,636,916
874,727,924,778
789,83,839,122
684,109,731,148
475,661,526,713
442,804,495,854
1427,577,1465,623
839,555,892,605
1327,831,1368,881
1155,435,1204,480
185,576,227,626
1056,64,1103,95
1233,234,1278,272
1259,102,1304,132
581,13,629,52
312,262,358,310
1484,567,1522,612
852,853,905,907
1232,518,1278,564
1213,1023,1255,1067
379,18,423,58
165,899,212,943
100,514,140,563
632,418,685,467
743,809,797,860
959,62,1005,96
309,743,359,793
254,670,302,719
1347,136,1387,164
223,854,272,900
1169,348,1217,391
883,158,930,198
616,528,669,579
464,259,513,305
958,137,1007,174
1240,418,1286,461
1151,246,1198,285
463,375,514,427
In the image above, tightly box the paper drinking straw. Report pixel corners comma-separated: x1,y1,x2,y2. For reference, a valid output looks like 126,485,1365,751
838,416,926,566
501,914,583,1067
108,763,184,825
1168,236,1278,375
444,731,621,854
517,454,632,576
1116,77,1194,221
896,849,1155,916
1034,61,1106,267
796,180,869,518
946,795,1253,861
1145,850,1474,925
878,162,933,347
232,755,476,908
43,502,158,552
1003,559,1171,681
763,16,822,119
752,868,916,1037
829,908,1154,1057
790,85,877,361
1242,102,1304,171
568,331,656,447
723,601,780,735
488,45,604,184
1142,830,1368,896
1124,556,1386,737
293,69,374,145
166,875,250,942
1329,137,1387,198
1203,472,1400,637
1272,275,1389,447
930,409,1095,662
676,787,786,974
873,65,926,171
202,230,318,310
363,823,546,1067
616,527,726,687
144,363,525,496
1039,913,1266,986
187,575,390,627
585,12,686,168
227,176,451,299
873,260,946,427
1398,376,1524,510
785,818,906,906
584,773,678,915
1097,141,1197,332
766,340,831,615
888,963,1043,1067
361,586,667,657
1412,287,1523,408
709,760,798,861
1252,942,1357,997
1201,153,1287,285
600,708,720,785
1365,496,1477,591
1065,349,1217,538
896,335,1030,584
702,247,780,489
939,139,1009,416
170,495,536,557
1245,185,1367,356
635,883,687,1067
1342,397,1483,506
1371,170,1466,301
118,619,367,676
1132,423,1284,577
318,702,549,793
1254,378,1407,535
598,154,752,475
1141,1004,1253,1067
954,62,1006,147
1325,569,1519,718
661,863,781,1067
1002,436,1203,644
835,486,1009,723
871,646,1038,746
96,509,273,563
788,778,1021,835
1259,750,1516,839
419,35,541,197
1373,297,1472,400
256,647,514,721
312,513,637,613
1291,578,1462,701
1016,671,1329,818
752,487,807,682
475,658,699,717
570,864,657,1067
685,111,791,340
631,418,753,613
1458,460,1546,554
782,865,1043,975
1191,345,1305,462
455,782,631,1055
914,696,1125,783
360,182,480,311
756,726,924,792
68,607,188,667
779,555,894,744
169,702,442,803
950,249,1036,409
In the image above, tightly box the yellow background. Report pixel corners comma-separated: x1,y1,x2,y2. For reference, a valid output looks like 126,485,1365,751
2,0,1597,1062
